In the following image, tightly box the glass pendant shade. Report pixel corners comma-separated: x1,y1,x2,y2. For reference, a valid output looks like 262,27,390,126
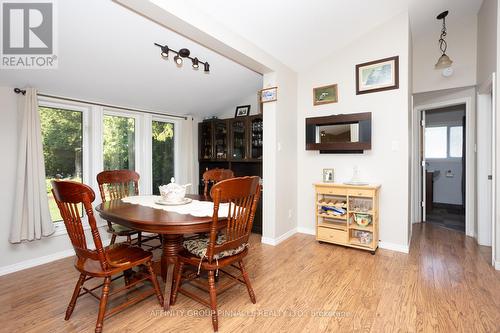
435,53,453,69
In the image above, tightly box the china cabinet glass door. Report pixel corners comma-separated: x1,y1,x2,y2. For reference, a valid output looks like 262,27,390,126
200,122,213,160
231,119,247,160
214,121,228,160
250,117,263,159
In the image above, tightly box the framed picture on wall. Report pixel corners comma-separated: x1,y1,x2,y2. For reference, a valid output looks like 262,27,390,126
259,87,278,103
235,105,251,117
313,84,338,106
356,56,399,95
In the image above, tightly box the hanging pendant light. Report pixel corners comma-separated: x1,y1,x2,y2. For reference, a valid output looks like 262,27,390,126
435,11,453,69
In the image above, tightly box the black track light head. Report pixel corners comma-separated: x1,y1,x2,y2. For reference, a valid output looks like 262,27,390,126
160,45,169,58
192,57,199,69
204,62,210,73
174,54,183,66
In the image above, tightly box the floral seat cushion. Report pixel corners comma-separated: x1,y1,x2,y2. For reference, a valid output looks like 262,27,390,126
183,234,247,260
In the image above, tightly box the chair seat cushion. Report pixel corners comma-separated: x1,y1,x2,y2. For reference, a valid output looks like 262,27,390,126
108,224,139,236
183,234,247,260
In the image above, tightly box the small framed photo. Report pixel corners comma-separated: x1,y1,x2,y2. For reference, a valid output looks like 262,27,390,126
260,87,278,103
313,84,338,106
322,168,335,183
356,56,399,95
234,105,251,117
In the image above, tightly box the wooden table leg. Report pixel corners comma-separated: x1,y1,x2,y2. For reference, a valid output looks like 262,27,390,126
161,234,183,310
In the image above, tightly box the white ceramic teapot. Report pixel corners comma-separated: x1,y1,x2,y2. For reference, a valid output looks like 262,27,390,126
159,177,191,203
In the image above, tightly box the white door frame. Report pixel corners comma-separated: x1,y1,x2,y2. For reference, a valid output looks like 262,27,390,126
477,73,496,266
412,97,474,237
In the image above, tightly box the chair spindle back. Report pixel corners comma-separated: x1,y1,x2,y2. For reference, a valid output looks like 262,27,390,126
52,180,109,270
206,176,261,261
96,170,140,203
202,168,234,196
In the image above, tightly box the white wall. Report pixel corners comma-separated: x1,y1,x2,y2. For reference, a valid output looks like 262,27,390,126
413,14,477,93
0,87,112,274
477,0,498,87
216,91,261,118
495,0,500,267
296,13,411,250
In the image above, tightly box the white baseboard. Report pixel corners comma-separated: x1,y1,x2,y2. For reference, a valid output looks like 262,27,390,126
0,238,112,277
0,248,75,276
495,260,500,270
261,227,298,246
379,241,409,254
297,226,315,235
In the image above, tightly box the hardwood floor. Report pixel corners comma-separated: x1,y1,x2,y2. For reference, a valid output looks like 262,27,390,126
0,223,499,332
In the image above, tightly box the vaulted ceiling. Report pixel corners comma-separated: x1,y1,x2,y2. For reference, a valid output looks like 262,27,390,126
0,0,263,117
0,0,483,116
179,0,483,71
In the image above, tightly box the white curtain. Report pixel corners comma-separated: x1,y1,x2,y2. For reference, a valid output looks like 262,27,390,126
178,116,196,194
10,88,54,243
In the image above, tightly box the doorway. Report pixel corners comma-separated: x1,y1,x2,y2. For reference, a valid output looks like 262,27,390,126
477,73,496,266
422,105,466,232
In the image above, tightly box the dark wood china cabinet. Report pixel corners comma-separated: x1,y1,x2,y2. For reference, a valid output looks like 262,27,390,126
198,114,263,233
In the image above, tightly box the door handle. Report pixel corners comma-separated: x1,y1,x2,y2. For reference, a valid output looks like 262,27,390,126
488,175,493,180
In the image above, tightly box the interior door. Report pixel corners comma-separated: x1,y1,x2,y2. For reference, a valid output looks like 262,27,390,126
421,111,426,222
492,73,497,266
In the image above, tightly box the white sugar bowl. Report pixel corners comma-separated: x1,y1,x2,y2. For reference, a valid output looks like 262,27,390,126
159,177,191,203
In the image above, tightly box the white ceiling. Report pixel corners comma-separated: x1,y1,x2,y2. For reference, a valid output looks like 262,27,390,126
409,0,483,37
0,0,483,113
0,0,263,117
184,0,408,71
183,0,483,71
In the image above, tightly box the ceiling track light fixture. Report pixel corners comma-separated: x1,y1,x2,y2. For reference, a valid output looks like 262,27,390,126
154,43,210,73
435,10,453,75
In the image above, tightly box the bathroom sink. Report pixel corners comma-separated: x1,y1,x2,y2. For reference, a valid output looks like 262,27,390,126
426,170,440,177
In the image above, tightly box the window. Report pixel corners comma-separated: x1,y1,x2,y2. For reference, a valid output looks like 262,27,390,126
39,106,83,222
152,120,175,194
425,125,463,159
103,114,136,170
449,126,463,158
425,127,447,159
38,98,179,230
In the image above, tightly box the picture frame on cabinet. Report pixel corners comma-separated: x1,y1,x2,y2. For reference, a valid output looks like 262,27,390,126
322,168,335,183
234,105,251,117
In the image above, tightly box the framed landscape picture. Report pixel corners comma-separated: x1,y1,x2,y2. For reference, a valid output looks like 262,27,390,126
313,84,338,106
356,56,399,95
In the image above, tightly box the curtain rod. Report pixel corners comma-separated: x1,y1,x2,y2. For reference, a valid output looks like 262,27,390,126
13,88,188,120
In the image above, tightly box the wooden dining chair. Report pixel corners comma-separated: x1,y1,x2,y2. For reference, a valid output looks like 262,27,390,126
202,168,234,196
171,176,261,332
51,180,163,333
97,170,161,250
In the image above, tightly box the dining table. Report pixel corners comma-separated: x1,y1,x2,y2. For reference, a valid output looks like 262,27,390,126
95,194,224,310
